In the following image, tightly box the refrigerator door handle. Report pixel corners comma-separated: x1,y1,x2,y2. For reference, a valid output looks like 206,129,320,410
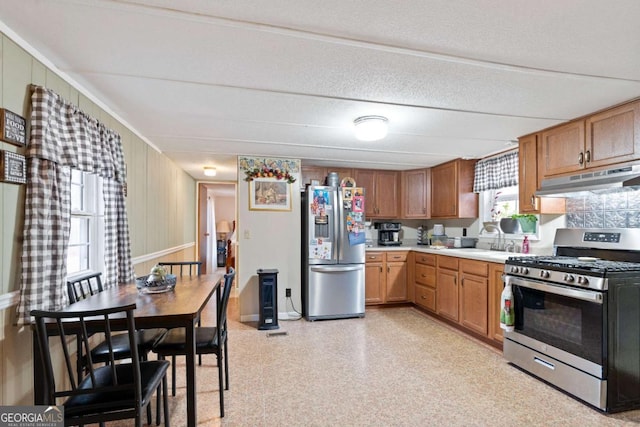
310,265,363,273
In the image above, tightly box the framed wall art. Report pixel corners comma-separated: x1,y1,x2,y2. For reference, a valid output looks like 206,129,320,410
0,109,27,147
249,178,292,211
0,150,27,184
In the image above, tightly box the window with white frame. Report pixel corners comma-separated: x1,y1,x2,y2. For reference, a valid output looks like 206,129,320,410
481,186,519,223
67,169,105,277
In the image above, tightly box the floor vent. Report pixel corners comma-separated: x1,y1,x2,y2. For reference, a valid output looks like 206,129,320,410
266,331,288,338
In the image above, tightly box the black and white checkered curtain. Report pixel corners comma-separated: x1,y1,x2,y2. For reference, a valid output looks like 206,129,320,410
473,150,519,192
16,86,134,325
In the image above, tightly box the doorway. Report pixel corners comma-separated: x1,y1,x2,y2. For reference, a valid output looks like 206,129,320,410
197,182,237,274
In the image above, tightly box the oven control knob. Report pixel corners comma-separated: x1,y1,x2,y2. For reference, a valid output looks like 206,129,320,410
578,276,589,285
539,270,550,279
510,266,520,274
521,268,529,275
563,274,575,283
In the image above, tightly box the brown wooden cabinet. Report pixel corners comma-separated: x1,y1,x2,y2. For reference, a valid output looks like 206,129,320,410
365,251,408,304
300,166,354,186
585,100,640,169
459,259,488,336
488,262,505,344
401,168,430,218
386,252,408,302
413,252,436,312
365,252,385,305
354,169,399,218
436,256,459,322
430,159,478,218
540,99,640,179
518,134,565,214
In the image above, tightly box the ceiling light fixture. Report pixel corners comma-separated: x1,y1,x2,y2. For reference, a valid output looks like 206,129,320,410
203,167,217,177
353,115,389,141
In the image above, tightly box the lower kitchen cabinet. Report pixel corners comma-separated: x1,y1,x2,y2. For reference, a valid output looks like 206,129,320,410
436,256,459,322
459,259,489,336
365,252,385,304
365,251,408,305
488,262,506,344
414,253,437,311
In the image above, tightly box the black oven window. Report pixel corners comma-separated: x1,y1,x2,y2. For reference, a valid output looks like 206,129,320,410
514,285,604,365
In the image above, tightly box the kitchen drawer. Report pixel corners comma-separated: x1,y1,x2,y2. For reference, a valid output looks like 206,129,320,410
460,259,488,277
415,264,436,288
415,253,436,266
386,251,408,262
366,252,384,262
415,284,436,311
438,255,458,270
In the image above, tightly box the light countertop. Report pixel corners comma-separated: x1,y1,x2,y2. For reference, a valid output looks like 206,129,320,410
365,239,533,264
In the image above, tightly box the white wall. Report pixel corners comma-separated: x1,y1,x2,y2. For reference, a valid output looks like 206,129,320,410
237,161,301,321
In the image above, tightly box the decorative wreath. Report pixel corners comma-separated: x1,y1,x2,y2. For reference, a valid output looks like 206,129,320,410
244,167,296,184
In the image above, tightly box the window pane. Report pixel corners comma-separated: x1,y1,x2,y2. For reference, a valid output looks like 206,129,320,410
67,244,89,275
71,169,85,211
69,218,89,245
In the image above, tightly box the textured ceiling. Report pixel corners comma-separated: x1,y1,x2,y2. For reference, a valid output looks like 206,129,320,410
1,0,639,181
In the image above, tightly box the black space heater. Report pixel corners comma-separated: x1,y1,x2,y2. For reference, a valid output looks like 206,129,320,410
257,268,279,330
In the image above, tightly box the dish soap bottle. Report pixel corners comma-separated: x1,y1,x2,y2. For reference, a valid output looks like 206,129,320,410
522,235,530,254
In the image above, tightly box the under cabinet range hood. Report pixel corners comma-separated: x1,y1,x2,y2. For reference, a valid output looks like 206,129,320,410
536,164,640,197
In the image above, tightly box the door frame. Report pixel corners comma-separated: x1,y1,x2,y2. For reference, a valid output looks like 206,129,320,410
196,181,237,274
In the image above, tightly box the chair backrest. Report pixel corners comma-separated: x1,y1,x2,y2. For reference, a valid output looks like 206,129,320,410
31,303,142,422
158,261,202,277
218,268,235,330
67,272,104,303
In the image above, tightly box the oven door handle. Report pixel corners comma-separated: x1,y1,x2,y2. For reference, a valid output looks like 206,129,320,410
508,276,604,304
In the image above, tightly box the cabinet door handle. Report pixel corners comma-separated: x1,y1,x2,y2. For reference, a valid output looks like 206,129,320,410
421,295,427,300
585,150,591,163
387,267,390,273
421,273,427,278
578,152,584,165
379,267,383,273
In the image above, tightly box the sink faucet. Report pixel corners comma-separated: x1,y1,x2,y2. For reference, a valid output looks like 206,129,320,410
481,222,504,251
505,240,516,253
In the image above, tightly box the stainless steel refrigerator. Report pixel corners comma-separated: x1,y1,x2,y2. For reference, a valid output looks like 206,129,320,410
301,184,366,320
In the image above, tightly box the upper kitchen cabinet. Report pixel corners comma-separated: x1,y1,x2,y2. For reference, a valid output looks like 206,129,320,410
300,166,354,186
401,168,430,218
430,159,478,218
540,120,585,177
354,169,399,218
540,100,640,178
518,134,565,214
300,166,327,186
585,100,640,169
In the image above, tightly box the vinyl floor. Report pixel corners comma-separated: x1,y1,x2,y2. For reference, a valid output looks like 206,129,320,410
110,296,640,426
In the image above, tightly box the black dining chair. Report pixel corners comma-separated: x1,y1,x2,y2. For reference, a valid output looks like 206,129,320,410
157,261,202,277
67,272,168,367
153,268,235,417
67,272,167,424
31,303,171,427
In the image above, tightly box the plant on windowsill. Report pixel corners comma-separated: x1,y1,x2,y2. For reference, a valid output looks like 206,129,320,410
511,214,538,233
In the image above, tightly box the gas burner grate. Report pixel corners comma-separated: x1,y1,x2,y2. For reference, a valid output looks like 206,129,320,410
508,256,640,273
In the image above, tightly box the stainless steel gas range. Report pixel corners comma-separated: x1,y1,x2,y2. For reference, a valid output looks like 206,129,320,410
503,228,640,413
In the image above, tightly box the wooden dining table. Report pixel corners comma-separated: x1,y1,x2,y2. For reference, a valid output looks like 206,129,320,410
33,272,225,427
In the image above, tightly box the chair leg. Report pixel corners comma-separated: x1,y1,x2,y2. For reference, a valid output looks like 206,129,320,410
218,349,225,417
163,373,170,427
224,341,229,390
156,384,162,426
172,355,177,396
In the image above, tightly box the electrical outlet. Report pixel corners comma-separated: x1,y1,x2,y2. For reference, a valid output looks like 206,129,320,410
243,229,250,239
285,288,291,297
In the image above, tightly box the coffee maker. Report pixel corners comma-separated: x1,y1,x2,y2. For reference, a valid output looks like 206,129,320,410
377,222,402,246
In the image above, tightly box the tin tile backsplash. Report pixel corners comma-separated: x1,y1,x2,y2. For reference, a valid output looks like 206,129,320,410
566,189,640,228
